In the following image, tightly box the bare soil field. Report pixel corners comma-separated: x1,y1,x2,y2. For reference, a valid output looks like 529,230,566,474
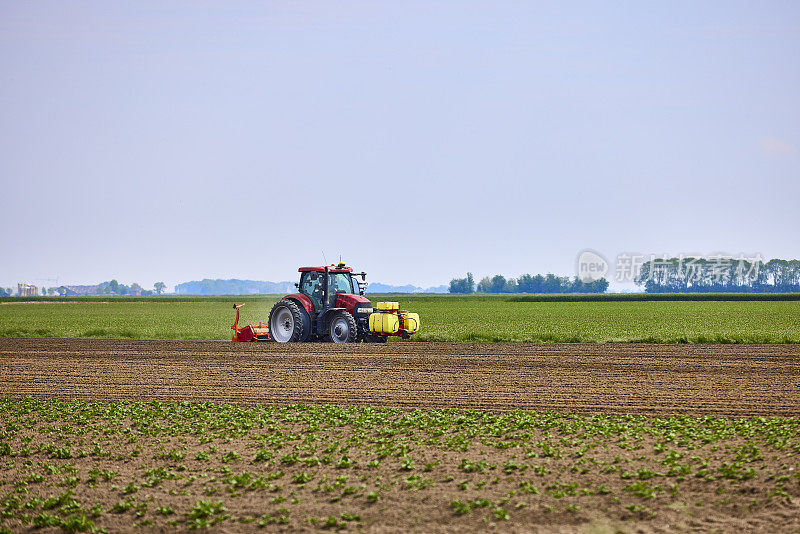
1,338,799,416
1,339,799,533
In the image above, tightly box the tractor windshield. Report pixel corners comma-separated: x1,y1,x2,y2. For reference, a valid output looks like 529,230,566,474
328,273,355,307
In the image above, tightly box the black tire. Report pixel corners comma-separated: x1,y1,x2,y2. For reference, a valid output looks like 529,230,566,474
269,300,306,343
324,311,357,343
355,318,388,343
355,320,368,342
365,331,388,343
355,321,388,343
297,306,311,342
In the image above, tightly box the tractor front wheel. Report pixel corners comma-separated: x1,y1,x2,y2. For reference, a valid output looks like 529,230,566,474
269,300,305,343
325,311,357,343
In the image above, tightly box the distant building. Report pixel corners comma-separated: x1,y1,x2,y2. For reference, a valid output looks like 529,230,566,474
64,285,100,296
17,283,38,297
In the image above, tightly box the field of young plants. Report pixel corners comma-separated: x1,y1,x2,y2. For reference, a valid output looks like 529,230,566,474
0,398,798,533
1,295,799,343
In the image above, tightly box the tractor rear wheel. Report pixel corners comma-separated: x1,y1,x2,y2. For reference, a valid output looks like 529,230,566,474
325,311,357,343
269,300,305,343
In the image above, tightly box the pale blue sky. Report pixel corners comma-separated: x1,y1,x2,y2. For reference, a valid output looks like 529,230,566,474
1,1,798,290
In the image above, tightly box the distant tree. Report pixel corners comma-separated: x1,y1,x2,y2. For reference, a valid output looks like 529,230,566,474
154,282,166,295
493,276,504,292
108,279,120,294
567,276,609,293
476,276,490,292
533,275,546,293
477,274,513,293
492,275,507,292
448,273,474,294
448,279,459,293
0,288,7,297
540,274,558,293
517,274,537,293
593,278,610,293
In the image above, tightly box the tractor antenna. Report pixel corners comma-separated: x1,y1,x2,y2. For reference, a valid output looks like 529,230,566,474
322,251,328,265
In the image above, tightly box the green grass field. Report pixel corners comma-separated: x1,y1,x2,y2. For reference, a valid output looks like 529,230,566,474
1,294,798,343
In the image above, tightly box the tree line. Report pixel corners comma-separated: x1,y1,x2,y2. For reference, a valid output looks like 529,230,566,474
87,280,167,296
449,272,609,294
0,281,167,297
635,257,800,293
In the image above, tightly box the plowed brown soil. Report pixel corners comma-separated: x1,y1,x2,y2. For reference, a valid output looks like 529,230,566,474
2,338,800,533
1,337,799,416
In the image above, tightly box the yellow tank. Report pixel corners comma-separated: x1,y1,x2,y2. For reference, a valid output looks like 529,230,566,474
401,312,420,333
376,301,399,311
369,312,399,335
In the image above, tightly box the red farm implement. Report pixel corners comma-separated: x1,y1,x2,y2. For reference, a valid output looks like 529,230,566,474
231,304,271,342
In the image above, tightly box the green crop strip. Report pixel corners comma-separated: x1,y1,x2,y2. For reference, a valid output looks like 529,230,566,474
0,397,798,531
2,295,800,343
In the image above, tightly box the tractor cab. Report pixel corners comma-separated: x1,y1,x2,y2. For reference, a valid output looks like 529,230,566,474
298,266,364,312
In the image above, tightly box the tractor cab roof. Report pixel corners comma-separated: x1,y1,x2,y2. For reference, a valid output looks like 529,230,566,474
298,266,354,274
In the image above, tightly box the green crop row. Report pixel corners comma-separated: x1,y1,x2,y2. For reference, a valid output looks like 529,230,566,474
0,398,798,532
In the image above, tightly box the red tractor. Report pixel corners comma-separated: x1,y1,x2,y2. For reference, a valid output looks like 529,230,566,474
233,261,419,343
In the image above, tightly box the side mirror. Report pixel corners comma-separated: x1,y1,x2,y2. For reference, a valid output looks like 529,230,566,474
294,283,299,289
